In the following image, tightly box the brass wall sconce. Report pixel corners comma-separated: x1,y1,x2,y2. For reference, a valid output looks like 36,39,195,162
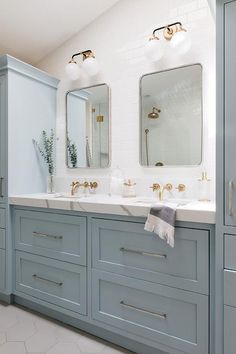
65,49,99,81
145,21,191,62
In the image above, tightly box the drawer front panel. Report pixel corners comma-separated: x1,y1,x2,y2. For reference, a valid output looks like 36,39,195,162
224,269,236,307
0,229,5,249
92,219,209,294
225,305,236,354
14,210,87,265
16,251,87,315
0,208,6,229
0,249,5,290
224,234,236,269
92,270,208,354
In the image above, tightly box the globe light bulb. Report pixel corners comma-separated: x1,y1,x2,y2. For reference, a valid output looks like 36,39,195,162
65,60,80,80
170,30,191,55
145,36,164,62
82,57,99,76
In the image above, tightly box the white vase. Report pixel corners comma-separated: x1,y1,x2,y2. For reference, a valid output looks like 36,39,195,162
47,175,55,194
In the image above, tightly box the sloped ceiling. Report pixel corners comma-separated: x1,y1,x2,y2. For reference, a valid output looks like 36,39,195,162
0,0,120,65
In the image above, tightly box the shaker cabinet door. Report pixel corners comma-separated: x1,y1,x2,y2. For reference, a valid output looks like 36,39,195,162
225,1,236,226
0,76,6,203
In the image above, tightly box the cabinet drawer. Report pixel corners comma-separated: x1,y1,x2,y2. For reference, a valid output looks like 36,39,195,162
92,219,209,294
224,234,236,269
224,305,236,354
224,269,236,307
16,251,87,315
92,270,208,354
0,249,5,290
0,229,5,249
14,209,87,265
0,209,6,229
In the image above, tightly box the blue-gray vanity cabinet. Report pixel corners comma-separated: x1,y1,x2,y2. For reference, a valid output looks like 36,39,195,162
224,305,236,354
92,269,208,354
12,207,214,354
14,209,87,265
224,0,236,227
0,75,7,204
92,218,209,294
0,249,5,290
15,251,87,315
216,1,236,352
0,55,59,300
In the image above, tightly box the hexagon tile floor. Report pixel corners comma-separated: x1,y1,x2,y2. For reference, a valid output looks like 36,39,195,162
0,302,133,354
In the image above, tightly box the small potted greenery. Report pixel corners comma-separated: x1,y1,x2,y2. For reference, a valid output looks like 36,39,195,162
67,138,78,168
33,129,55,193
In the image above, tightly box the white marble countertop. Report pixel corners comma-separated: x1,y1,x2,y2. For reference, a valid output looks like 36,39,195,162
9,193,216,224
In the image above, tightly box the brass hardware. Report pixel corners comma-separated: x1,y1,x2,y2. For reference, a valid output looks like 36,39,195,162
176,184,186,192
150,183,161,192
90,181,98,189
198,171,211,182
151,21,187,41
0,177,3,198
96,115,104,122
120,247,167,259
155,162,164,166
32,232,63,240
120,301,167,320
124,179,136,187
148,107,161,119
70,180,98,195
32,274,63,286
150,183,173,201
229,181,233,216
92,108,96,113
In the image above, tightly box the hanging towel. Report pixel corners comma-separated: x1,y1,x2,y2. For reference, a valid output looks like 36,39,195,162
144,203,178,247
86,136,92,167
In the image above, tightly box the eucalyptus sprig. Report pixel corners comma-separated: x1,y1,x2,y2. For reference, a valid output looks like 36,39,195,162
67,138,78,168
33,129,55,175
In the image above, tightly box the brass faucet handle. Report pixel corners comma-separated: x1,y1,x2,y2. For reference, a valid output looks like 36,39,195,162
150,183,161,192
90,181,98,189
83,181,89,188
176,184,186,192
165,183,173,191
71,180,78,187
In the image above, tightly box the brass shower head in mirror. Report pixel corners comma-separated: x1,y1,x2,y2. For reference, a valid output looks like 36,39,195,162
148,107,161,119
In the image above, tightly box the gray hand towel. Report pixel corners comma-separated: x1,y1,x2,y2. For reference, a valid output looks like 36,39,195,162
144,203,177,247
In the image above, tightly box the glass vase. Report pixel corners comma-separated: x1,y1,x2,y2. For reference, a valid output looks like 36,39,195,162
47,175,55,194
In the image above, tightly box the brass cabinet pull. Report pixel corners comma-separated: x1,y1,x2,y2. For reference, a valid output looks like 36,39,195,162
32,274,63,286
120,247,167,259
120,301,167,320
32,231,63,240
229,181,233,216
0,177,4,198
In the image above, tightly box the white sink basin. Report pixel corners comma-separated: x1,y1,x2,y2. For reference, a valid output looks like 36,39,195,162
133,198,192,206
52,193,84,199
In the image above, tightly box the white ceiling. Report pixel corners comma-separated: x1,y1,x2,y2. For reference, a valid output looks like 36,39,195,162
0,0,120,65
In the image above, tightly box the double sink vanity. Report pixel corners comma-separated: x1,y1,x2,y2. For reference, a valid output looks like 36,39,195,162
6,189,215,354
0,55,216,354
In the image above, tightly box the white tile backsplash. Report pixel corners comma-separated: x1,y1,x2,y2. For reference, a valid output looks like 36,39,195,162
37,0,216,201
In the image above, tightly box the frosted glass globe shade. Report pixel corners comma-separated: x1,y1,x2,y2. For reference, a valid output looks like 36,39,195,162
170,30,191,55
82,57,99,76
65,61,80,80
145,37,164,62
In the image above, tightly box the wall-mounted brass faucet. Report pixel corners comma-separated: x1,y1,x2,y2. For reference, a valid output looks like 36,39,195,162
150,183,186,201
70,180,98,196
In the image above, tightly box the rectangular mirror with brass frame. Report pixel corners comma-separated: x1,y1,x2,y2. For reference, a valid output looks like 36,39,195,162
140,64,202,167
66,83,110,168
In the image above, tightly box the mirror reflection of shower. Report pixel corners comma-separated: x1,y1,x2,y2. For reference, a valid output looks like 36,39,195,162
92,106,104,167
145,128,149,166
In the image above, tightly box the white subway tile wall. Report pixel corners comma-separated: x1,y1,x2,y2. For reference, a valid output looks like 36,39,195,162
37,0,215,201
